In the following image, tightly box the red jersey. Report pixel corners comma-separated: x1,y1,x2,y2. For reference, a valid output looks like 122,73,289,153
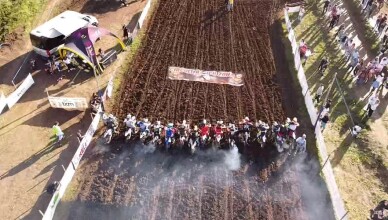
215,126,222,135
200,126,209,136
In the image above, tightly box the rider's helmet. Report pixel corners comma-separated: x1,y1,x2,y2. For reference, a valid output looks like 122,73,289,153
194,125,198,131
273,121,278,126
131,116,136,121
156,121,161,125
244,117,249,122
167,123,173,128
217,120,223,125
292,117,298,123
144,118,149,123
302,134,306,139
182,120,187,125
203,119,207,124
286,117,291,123
126,114,131,119
109,114,114,118
102,113,108,120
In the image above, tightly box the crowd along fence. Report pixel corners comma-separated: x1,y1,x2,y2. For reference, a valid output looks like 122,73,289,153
284,7,348,220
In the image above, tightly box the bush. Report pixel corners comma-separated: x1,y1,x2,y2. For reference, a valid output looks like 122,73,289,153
0,0,46,41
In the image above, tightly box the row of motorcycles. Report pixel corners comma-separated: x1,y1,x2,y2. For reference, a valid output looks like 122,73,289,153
102,114,301,154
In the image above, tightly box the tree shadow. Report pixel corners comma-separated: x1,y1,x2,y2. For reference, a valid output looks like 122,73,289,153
79,0,138,15
18,110,93,220
330,133,353,167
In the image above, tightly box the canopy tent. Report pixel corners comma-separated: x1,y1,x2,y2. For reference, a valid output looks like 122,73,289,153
58,25,125,73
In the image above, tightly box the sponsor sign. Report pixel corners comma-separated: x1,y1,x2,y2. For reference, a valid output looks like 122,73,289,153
6,73,34,108
71,109,101,169
0,92,7,114
168,67,244,86
48,97,88,109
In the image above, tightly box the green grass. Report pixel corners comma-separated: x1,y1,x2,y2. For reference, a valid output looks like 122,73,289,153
344,0,380,55
0,0,47,41
289,2,388,219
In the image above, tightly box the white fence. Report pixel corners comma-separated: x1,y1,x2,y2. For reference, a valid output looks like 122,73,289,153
41,1,154,219
284,8,348,220
0,73,35,114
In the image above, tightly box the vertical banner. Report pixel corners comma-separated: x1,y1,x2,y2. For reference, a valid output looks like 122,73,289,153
6,73,34,108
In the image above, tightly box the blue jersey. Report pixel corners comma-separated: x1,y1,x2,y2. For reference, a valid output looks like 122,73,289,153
137,121,147,132
166,128,174,138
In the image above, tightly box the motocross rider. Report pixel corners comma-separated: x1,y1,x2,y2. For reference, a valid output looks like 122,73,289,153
257,120,270,142
165,123,175,149
124,114,136,131
286,117,299,139
152,120,163,140
242,117,252,131
137,118,151,134
214,121,224,137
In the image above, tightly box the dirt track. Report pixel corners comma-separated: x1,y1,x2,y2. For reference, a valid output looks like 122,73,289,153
57,0,314,219
115,0,285,122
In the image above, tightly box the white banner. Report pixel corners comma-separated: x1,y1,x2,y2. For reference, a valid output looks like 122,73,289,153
6,73,34,108
42,109,101,220
48,96,88,109
71,109,101,169
138,0,151,28
0,92,7,114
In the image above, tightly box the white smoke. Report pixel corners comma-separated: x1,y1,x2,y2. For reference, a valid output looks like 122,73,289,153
223,147,241,171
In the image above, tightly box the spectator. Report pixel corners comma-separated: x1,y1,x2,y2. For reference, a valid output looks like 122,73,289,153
378,14,387,32
322,0,330,14
120,0,128,7
351,123,362,137
123,25,129,39
320,113,330,130
227,0,234,12
371,73,385,92
367,2,377,17
348,50,359,72
370,200,388,220
353,59,364,76
366,95,380,117
315,84,325,103
52,122,64,146
318,57,329,75
77,130,84,143
334,24,344,40
295,134,307,153
375,13,383,30
298,6,305,21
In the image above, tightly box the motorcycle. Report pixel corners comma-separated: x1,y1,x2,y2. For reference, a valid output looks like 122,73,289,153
124,126,135,142
188,135,199,154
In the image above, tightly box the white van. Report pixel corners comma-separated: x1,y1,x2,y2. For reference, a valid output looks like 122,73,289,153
30,11,98,57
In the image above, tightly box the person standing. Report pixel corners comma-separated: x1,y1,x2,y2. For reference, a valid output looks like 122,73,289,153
353,59,364,76
315,84,325,103
318,57,329,75
378,14,387,32
371,73,385,92
295,134,307,153
52,122,64,146
367,98,380,117
123,25,129,40
322,0,330,14
298,6,305,22
227,0,234,12
320,113,330,130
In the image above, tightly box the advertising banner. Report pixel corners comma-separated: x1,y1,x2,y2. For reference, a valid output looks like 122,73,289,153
48,97,88,109
6,73,34,108
168,67,244,86
71,109,101,169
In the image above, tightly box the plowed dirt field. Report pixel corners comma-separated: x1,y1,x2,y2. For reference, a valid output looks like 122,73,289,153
115,0,284,122
55,0,333,219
